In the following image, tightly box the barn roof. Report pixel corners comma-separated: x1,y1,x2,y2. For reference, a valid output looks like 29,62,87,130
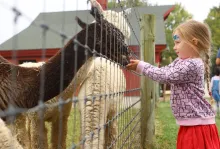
0,5,174,51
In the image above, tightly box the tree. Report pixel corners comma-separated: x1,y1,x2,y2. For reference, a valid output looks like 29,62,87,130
108,0,148,9
160,4,193,66
165,4,193,52
210,48,218,76
204,5,220,50
204,5,220,75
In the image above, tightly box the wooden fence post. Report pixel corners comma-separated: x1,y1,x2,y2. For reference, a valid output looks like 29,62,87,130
140,14,156,149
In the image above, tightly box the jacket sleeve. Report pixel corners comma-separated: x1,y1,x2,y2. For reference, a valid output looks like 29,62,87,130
136,59,198,84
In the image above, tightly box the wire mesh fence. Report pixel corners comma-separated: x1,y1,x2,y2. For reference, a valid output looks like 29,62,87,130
0,0,144,149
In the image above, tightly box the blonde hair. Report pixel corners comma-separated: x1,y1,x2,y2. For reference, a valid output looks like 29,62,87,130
174,20,211,92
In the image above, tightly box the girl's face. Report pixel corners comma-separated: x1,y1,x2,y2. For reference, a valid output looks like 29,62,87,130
173,31,197,59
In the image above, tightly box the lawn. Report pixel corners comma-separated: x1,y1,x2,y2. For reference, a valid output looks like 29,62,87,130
46,106,141,149
154,101,220,149
46,107,81,149
46,101,220,149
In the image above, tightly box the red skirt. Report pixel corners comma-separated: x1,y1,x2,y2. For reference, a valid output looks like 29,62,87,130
177,124,220,149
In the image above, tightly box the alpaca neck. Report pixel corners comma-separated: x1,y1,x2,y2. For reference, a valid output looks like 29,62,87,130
41,38,92,104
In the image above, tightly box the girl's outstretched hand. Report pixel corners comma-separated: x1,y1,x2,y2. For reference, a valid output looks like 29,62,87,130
126,59,140,71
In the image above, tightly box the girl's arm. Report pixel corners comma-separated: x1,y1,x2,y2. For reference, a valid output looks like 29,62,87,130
136,59,198,84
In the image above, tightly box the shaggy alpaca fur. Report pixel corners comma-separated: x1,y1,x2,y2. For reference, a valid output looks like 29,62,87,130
78,57,126,149
25,94,72,149
17,62,71,149
77,2,130,148
102,10,130,39
10,61,76,149
0,118,23,149
19,61,72,149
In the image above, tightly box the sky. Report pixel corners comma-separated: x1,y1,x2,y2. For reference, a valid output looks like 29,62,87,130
0,0,219,44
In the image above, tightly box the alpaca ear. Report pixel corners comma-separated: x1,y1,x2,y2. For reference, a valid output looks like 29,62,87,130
90,6,103,22
75,16,87,29
89,0,104,22
90,0,104,13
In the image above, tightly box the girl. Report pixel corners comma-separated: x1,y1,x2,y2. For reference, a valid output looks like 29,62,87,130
126,20,220,149
210,66,220,115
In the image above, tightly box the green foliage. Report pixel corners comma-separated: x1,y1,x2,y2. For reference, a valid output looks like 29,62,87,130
204,5,220,74
204,5,220,49
161,4,192,66
165,4,193,51
108,0,148,9
210,47,218,76
161,49,177,66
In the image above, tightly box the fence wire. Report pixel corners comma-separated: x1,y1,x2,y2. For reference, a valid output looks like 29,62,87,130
0,1,142,149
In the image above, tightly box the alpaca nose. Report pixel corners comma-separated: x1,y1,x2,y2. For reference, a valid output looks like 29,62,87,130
122,55,129,66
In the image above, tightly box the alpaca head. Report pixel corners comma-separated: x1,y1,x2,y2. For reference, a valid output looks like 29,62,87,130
90,0,131,39
75,4,131,66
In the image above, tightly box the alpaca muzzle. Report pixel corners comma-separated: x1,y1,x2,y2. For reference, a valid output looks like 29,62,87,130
121,55,129,66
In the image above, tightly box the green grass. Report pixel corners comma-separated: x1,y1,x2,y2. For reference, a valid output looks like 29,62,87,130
45,102,220,149
117,108,141,148
217,116,220,134
154,101,220,149
46,106,141,149
66,107,81,148
46,106,81,149
154,102,179,149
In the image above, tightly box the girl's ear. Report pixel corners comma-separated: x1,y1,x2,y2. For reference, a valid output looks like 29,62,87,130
192,38,198,45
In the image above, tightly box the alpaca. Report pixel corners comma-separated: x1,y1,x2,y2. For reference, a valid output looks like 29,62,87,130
0,118,23,149
78,57,126,149
17,61,72,149
77,1,130,148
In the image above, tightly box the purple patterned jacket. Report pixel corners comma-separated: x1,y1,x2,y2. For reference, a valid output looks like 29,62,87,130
137,58,215,126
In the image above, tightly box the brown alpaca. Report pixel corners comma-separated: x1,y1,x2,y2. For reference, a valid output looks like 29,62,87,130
17,62,71,149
